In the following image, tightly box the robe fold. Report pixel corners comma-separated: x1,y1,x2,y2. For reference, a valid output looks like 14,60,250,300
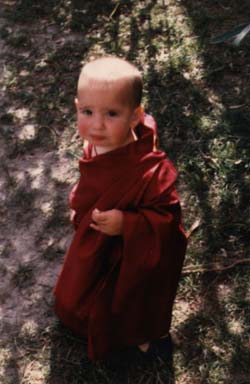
54,114,187,360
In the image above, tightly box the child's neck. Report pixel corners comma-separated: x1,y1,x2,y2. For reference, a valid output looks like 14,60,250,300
91,130,137,157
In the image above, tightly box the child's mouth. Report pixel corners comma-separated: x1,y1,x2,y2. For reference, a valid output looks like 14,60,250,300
90,134,106,141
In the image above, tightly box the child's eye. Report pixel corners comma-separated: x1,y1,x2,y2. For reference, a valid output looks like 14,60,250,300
81,109,92,116
107,110,118,117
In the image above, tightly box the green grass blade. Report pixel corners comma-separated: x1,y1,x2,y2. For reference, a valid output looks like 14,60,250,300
210,22,250,44
233,22,250,45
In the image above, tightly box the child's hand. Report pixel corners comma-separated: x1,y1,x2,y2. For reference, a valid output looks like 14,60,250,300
90,208,123,236
70,209,76,224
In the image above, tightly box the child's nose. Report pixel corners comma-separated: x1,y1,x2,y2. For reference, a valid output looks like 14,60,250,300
94,114,105,131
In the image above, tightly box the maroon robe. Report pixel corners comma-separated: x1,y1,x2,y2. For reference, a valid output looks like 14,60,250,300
54,114,187,360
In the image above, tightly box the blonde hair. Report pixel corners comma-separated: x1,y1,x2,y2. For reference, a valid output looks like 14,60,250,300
78,56,142,107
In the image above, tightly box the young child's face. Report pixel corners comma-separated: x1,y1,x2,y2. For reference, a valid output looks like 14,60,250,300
75,80,141,152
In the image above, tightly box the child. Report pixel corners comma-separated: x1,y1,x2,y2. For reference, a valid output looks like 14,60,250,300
54,56,187,361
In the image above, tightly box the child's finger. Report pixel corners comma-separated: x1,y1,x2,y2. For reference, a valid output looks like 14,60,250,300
92,210,108,223
90,222,101,231
92,208,101,221
90,222,109,235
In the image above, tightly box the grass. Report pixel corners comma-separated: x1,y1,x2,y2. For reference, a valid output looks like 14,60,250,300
1,0,250,383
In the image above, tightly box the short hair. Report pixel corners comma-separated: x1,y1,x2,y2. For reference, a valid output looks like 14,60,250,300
78,56,142,107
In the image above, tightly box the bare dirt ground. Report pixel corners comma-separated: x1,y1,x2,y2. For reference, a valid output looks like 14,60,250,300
0,4,81,381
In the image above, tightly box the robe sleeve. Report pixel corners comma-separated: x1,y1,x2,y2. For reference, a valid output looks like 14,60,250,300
68,183,81,229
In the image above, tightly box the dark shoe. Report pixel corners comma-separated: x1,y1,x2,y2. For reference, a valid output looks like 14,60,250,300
137,334,173,361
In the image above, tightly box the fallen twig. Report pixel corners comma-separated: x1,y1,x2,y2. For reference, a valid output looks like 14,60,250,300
186,218,202,239
156,371,164,384
109,2,120,20
182,258,250,275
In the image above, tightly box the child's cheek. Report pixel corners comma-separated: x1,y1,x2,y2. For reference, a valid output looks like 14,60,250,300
78,118,88,140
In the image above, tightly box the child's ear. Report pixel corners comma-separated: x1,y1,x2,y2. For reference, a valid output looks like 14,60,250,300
130,105,144,129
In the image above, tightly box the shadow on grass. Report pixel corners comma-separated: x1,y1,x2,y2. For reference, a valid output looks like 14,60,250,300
176,1,250,382
0,148,73,382
47,321,175,384
1,0,250,383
